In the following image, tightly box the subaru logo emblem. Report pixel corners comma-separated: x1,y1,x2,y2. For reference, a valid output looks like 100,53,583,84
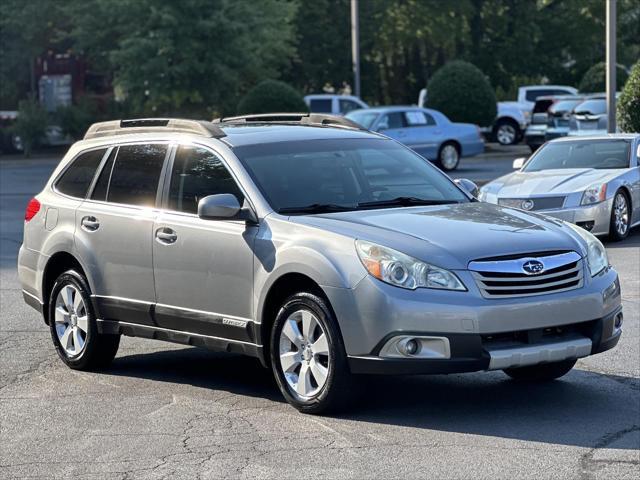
522,259,545,275
521,199,534,211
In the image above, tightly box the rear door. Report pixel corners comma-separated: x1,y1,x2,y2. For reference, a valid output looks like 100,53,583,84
376,112,408,143
402,110,441,160
152,143,258,342
75,143,168,325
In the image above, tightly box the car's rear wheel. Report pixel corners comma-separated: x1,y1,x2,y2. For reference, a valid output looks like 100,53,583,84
48,270,120,370
437,142,460,171
503,359,577,381
270,292,352,414
494,119,519,146
609,190,631,242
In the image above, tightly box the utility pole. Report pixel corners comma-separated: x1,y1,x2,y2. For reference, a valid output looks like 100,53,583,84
351,0,361,98
606,0,617,133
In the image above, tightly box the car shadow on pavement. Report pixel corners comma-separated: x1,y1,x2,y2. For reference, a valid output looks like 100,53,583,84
106,346,639,449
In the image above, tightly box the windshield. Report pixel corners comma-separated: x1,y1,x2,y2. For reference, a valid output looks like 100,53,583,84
345,111,379,129
574,99,606,115
234,138,469,213
549,99,582,114
523,140,630,171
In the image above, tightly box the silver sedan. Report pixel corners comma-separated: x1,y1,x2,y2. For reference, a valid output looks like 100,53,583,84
479,134,640,241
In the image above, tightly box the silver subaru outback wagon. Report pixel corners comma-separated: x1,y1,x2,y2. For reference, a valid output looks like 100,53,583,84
18,114,623,413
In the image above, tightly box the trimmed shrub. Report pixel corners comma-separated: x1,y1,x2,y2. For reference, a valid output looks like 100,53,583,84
426,61,496,127
617,61,640,133
578,62,629,93
13,97,48,157
237,80,308,115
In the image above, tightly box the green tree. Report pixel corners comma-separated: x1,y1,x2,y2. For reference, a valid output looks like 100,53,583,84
426,61,496,127
13,97,48,157
236,80,307,115
617,62,640,133
65,0,296,116
578,62,629,93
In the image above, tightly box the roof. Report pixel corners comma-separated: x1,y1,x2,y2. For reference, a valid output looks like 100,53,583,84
219,123,382,148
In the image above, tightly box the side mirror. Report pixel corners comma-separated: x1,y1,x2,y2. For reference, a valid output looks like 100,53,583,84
454,178,479,198
197,194,243,220
512,157,525,169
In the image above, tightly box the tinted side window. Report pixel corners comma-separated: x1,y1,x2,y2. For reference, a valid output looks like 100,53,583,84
56,148,106,198
168,145,244,214
379,112,406,130
309,99,333,113
107,144,167,207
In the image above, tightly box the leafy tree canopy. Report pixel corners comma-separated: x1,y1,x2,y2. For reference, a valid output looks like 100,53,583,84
237,80,307,115
578,62,629,93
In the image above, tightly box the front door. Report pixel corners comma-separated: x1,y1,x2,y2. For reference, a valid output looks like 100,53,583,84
152,144,258,343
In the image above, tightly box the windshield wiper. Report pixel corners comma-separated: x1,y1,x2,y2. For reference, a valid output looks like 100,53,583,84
278,203,356,214
357,197,459,209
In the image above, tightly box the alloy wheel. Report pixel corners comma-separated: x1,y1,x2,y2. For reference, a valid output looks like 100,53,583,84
497,124,516,145
278,309,330,399
440,145,459,170
54,285,88,356
614,193,629,237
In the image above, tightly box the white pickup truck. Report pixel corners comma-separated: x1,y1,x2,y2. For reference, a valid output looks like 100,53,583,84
419,85,578,145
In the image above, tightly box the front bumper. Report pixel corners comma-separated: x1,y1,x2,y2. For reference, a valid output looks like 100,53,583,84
348,305,622,375
535,199,613,236
524,125,547,148
323,265,622,375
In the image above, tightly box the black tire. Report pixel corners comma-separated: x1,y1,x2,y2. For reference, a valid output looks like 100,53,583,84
270,291,352,414
48,270,120,370
608,190,631,242
503,359,577,382
493,119,520,146
437,142,460,171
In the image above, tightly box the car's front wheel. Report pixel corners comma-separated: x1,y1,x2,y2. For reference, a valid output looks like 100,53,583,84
270,292,352,414
48,270,120,370
609,190,631,241
494,119,519,146
503,358,576,381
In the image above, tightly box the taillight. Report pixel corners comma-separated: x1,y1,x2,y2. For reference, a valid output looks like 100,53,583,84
25,198,41,222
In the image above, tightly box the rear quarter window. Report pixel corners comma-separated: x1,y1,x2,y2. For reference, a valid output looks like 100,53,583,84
55,148,106,198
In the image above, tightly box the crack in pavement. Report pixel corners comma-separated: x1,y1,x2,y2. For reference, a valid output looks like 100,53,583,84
579,425,640,479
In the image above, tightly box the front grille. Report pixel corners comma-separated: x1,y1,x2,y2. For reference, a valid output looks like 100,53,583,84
469,251,584,299
498,196,566,211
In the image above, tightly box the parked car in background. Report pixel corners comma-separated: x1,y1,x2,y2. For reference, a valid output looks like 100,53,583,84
0,111,20,153
347,106,484,171
488,85,578,146
545,96,588,142
304,94,368,116
525,95,583,152
478,134,640,241
568,95,619,137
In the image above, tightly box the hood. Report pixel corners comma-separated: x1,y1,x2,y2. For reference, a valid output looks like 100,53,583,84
290,202,584,270
488,168,620,197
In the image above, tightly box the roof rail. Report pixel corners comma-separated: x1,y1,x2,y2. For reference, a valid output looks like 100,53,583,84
212,113,365,131
84,118,226,140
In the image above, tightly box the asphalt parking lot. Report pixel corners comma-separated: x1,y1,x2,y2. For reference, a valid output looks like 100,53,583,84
1,150,638,479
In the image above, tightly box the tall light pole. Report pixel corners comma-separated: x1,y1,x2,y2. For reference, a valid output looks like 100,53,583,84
351,0,361,98
606,0,617,133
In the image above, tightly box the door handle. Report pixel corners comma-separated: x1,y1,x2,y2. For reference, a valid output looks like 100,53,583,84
155,227,177,245
81,216,100,231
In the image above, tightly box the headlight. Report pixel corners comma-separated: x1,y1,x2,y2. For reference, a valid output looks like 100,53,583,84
581,183,607,205
355,240,466,291
566,222,608,276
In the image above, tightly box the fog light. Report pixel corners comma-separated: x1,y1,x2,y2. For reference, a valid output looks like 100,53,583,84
402,339,420,356
615,313,623,329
